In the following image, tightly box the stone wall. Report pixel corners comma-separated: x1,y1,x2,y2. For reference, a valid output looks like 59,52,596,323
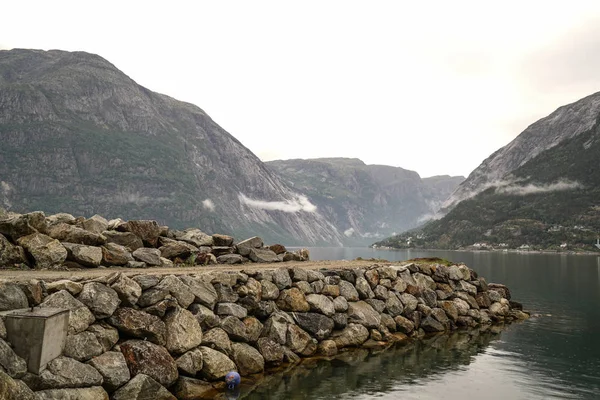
0,210,308,270
0,261,528,399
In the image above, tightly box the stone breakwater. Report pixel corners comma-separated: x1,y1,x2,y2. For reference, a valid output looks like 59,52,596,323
0,261,528,399
0,210,309,270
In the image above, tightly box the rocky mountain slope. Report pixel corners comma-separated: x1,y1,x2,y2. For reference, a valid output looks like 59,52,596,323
0,49,343,245
266,158,464,245
376,92,600,252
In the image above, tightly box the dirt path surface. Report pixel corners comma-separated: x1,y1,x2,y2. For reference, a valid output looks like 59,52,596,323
0,259,399,282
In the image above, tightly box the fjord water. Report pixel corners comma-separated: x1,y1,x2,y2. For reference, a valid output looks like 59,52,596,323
246,249,600,400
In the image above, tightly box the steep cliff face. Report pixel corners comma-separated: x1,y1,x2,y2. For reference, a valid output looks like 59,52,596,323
445,91,600,208
0,49,343,245
266,158,464,245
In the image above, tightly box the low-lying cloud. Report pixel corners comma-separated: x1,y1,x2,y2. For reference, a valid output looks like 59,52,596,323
202,199,215,211
495,179,583,195
344,228,355,237
239,193,317,213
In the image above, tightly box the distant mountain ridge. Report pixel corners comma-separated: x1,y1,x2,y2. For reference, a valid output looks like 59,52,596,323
376,92,600,252
266,158,464,245
0,48,344,245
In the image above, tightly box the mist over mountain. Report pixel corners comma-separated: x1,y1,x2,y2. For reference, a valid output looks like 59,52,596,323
0,49,344,245
376,92,600,252
267,158,464,245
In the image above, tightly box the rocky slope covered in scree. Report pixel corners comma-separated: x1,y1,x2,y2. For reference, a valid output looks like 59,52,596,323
0,258,527,399
267,158,464,245
0,49,342,246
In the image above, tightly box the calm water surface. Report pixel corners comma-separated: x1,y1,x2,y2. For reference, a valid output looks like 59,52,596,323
242,248,600,400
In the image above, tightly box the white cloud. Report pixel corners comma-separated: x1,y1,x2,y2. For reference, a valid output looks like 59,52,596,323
495,179,583,195
238,193,317,213
344,228,355,237
202,199,215,211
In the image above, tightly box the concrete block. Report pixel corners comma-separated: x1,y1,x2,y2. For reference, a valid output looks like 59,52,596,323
3,307,69,374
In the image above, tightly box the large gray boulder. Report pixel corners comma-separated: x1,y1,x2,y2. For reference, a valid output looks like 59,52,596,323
201,327,232,356
158,238,198,259
78,283,120,319
292,312,334,341
0,370,36,400
220,316,249,342
306,294,335,316
17,233,67,269
0,282,28,311
62,243,103,268
110,275,142,307
339,280,359,301
118,220,161,247
101,243,134,266
120,340,178,387
235,236,263,256
27,356,103,389
154,275,195,308
40,290,95,334
217,254,244,264
164,307,203,354
87,323,119,352
0,233,27,266
107,307,166,345
47,223,105,246
231,342,265,375
347,301,381,328
112,374,176,400
260,312,290,345
63,331,103,362
0,211,46,240
216,303,247,319
102,231,143,251
35,387,109,400
132,248,162,266
260,280,280,300
0,338,27,378
198,346,237,380
332,324,369,348
177,276,218,309
256,337,284,365
248,248,280,263
46,279,84,295
271,268,292,289
174,228,213,247
172,376,214,400
286,324,316,356
175,348,204,376
87,351,130,392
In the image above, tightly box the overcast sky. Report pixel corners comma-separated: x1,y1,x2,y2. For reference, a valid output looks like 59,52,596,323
2,1,600,178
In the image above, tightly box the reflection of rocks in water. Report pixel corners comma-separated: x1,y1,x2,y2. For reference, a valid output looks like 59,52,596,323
243,326,503,399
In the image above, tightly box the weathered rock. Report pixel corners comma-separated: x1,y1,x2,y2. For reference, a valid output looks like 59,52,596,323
332,313,348,330
292,312,334,341
107,307,166,345
243,316,263,343
81,215,108,234
216,303,248,319
172,376,214,400
458,280,478,296
261,280,280,300
63,331,103,362
394,315,415,334
32,356,103,389
220,316,249,342
87,323,119,352
0,370,36,400
214,284,239,304
332,323,369,348
392,278,408,293
78,283,120,318
202,327,232,355
413,273,437,291
35,387,109,400
127,260,147,268
175,348,204,376
364,269,380,288
199,346,237,380
164,307,203,354
384,292,404,317
0,211,46,239
448,265,471,281
310,280,325,294
231,342,265,375
431,308,450,326
132,274,160,290
286,324,316,356
364,298,385,313
421,316,446,332
260,312,290,344
339,280,359,301
189,304,220,330
488,283,512,300
132,248,162,266
306,293,335,316
118,220,161,247
40,290,95,334
155,275,195,308
453,298,471,315
62,243,103,268
235,237,263,256
47,223,105,246
249,248,280,263
0,233,27,266
276,288,310,312
87,351,130,392
0,338,27,378
120,340,178,387
306,269,325,283
347,301,381,328
317,340,338,356
211,233,233,247
324,275,341,285
217,254,244,264
158,239,198,259
46,279,83,295
211,246,234,257
355,277,375,299
282,251,303,261
333,296,348,312
271,268,292,289
110,275,142,307
399,293,419,314
422,288,438,308
101,243,134,266
439,300,459,321
17,233,67,269
102,231,143,251
0,318,5,340
373,285,388,300
112,374,176,400
0,282,29,311
256,337,284,364
178,276,218,309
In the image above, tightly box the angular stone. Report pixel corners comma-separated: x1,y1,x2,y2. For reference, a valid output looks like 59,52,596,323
431,308,450,326
164,307,203,354
132,248,162,266
292,312,334,340
459,280,478,296
217,254,244,264
189,304,220,330
364,298,385,313
306,269,325,283
132,275,160,290
120,340,178,387
46,280,83,295
453,298,471,315
81,215,108,234
332,313,348,330
199,346,237,380
47,223,105,246
488,283,512,300
311,280,324,294
202,327,232,355
158,239,198,259
155,275,195,308
101,243,134,266
78,283,120,319
422,288,438,308
332,323,369,348
321,284,339,297
0,370,36,399
272,268,292,289
347,301,381,328
63,331,103,362
249,248,280,263
333,296,348,312
339,281,359,301
306,293,335,316
399,293,419,314
364,269,379,288
260,312,290,344
107,307,166,345
421,316,446,332
392,278,408,293
260,280,280,300
235,237,263,256
373,285,388,300
87,323,119,353
211,234,234,247
175,348,204,376
0,282,28,311
355,277,375,299
87,351,130,392
476,292,492,308
177,276,218,309
62,243,103,268
0,338,27,378
243,316,263,343
317,339,338,356
119,220,161,247
384,292,404,317
17,233,67,269
112,373,175,400
394,315,415,334
172,376,214,400
220,316,249,342
110,275,142,307
103,231,143,251
40,290,95,334
35,387,109,400
32,356,103,389
286,324,316,356
0,233,27,266
216,303,248,319
230,342,264,375
276,288,310,312
413,273,437,291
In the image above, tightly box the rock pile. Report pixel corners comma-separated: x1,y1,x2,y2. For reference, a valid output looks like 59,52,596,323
0,260,528,399
0,210,309,270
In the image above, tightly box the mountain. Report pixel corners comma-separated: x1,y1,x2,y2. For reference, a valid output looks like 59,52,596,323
0,49,343,245
266,158,464,245
375,92,600,252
